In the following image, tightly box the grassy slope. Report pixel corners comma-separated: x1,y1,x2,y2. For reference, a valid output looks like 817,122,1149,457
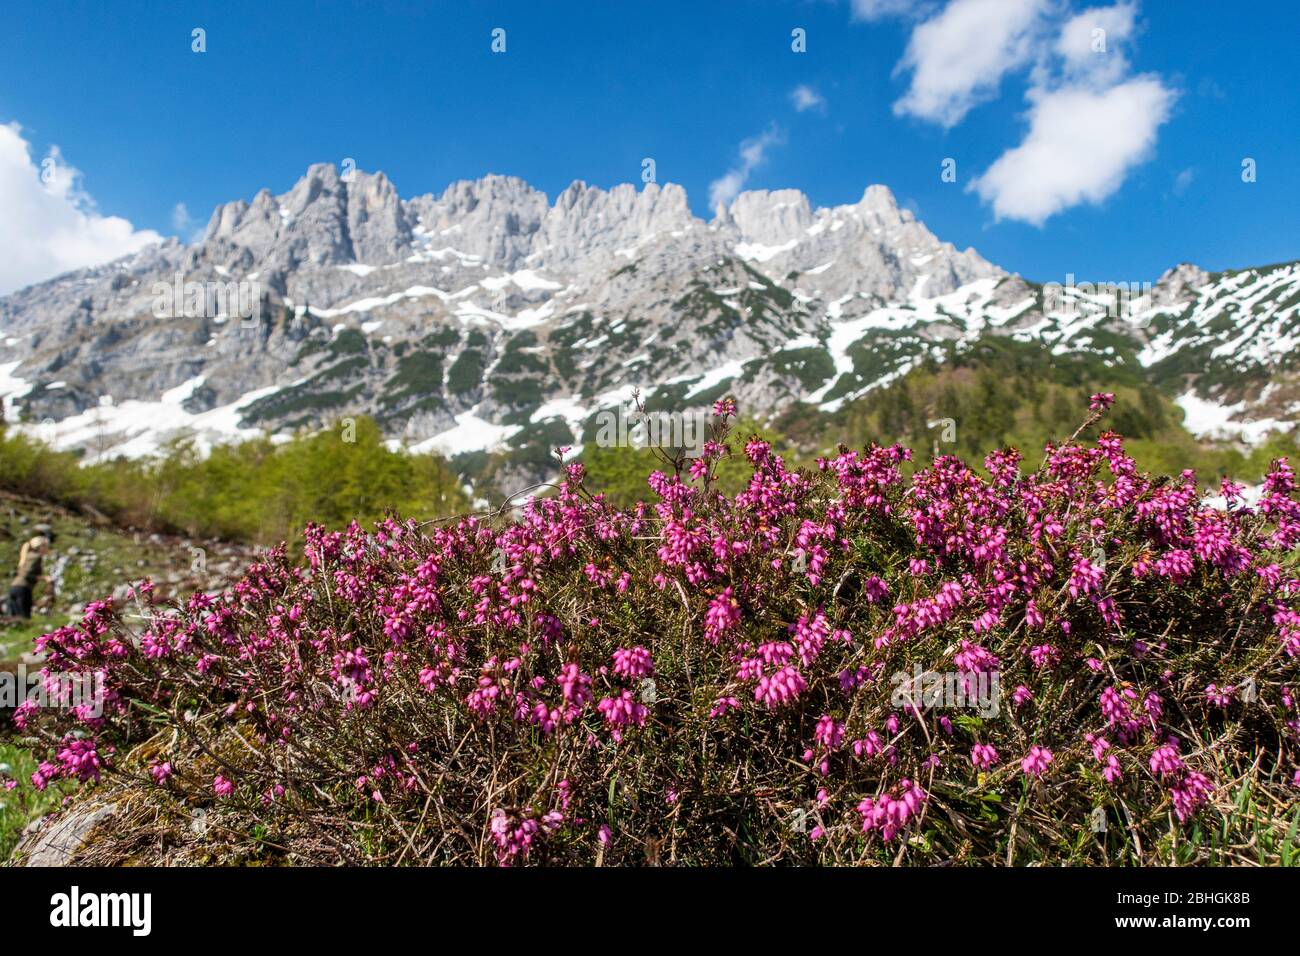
0,494,259,860
583,337,1300,507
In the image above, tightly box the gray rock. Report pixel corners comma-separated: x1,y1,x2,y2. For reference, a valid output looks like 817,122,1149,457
14,800,117,866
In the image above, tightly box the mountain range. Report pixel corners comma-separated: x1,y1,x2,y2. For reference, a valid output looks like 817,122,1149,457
1,163,1296,494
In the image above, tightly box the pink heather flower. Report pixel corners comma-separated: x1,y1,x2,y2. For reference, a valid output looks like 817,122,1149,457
709,696,740,718
853,731,883,758
31,761,57,791
1101,684,1137,726
1020,746,1053,778
466,674,502,717
790,611,832,665
1154,549,1195,584
1144,692,1164,722
838,665,870,692
10,698,37,731
1085,733,1111,762
954,640,1000,674
1029,644,1057,669
17,397,1293,862
1024,600,1045,629
704,587,741,644
713,397,736,419
557,662,593,711
1149,744,1185,780
612,645,654,680
490,808,546,865
1068,555,1104,599
596,689,648,730
54,738,105,784
1204,683,1233,707
1090,392,1116,411
1170,771,1214,822
744,438,770,464
857,778,926,841
813,714,844,750
755,665,807,708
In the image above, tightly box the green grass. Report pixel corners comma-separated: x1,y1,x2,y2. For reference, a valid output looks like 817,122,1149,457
0,612,72,862
0,741,72,860
0,614,69,662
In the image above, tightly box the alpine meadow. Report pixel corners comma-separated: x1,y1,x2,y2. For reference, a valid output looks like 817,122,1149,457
0,1,1297,927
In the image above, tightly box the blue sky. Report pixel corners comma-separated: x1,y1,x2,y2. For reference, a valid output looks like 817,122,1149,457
0,0,1296,291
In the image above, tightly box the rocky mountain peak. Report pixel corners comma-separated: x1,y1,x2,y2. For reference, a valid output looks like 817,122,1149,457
1154,262,1211,301
533,180,696,271
4,162,1293,488
855,183,903,220
727,189,813,246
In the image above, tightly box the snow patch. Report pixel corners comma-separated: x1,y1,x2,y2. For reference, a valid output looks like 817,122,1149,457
1176,391,1294,445
735,239,798,263
8,376,285,462
337,263,377,277
412,412,522,456
310,286,450,318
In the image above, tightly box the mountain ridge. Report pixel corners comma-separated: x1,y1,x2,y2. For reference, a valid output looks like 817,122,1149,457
1,164,1296,491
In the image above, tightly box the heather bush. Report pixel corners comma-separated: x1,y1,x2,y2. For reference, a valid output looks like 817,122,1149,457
10,397,1300,865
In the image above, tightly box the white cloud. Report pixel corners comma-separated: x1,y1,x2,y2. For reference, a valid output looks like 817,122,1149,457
875,1,1173,224
963,2,1176,224
892,0,1050,128
790,85,827,113
709,127,784,210
1055,2,1136,85
1173,167,1195,196
968,76,1175,224
0,123,161,296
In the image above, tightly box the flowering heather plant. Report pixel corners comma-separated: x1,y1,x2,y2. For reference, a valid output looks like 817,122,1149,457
10,400,1300,866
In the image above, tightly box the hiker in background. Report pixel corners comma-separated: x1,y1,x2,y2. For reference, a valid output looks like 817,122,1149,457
6,523,54,619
